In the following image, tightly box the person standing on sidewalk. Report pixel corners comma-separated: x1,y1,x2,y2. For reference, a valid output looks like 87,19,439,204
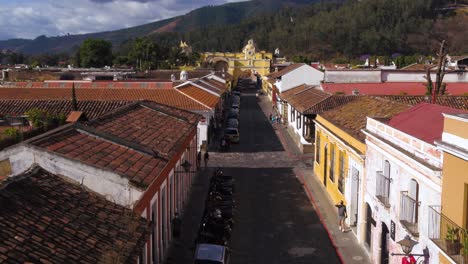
197,151,202,170
172,212,182,238
204,151,209,168
336,200,347,232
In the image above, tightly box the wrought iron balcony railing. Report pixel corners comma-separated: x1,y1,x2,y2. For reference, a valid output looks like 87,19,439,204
376,171,391,208
400,191,419,237
428,205,468,264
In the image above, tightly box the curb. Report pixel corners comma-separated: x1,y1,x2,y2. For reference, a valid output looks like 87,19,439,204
296,170,345,264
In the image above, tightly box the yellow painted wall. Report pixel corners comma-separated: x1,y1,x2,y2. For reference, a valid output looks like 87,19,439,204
444,116,468,139
314,116,365,205
441,153,468,228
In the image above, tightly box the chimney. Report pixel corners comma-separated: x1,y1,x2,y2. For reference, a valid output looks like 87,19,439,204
352,89,359,95
170,73,176,82
275,67,278,72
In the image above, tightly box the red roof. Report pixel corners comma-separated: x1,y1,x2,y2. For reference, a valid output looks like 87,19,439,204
388,103,468,143
322,82,468,96
12,82,173,89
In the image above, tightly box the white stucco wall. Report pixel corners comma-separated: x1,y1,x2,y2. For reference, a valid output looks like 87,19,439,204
325,70,382,83
383,71,468,83
277,65,324,92
363,118,442,264
0,144,144,207
287,104,311,145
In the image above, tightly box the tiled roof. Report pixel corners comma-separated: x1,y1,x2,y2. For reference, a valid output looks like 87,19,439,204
281,85,331,113
267,63,306,79
200,78,227,93
177,85,219,108
88,101,200,158
0,166,150,263
388,103,467,143
30,101,200,188
65,111,84,122
321,82,468,95
304,95,359,115
319,96,409,142
12,82,173,89
377,95,468,110
0,100,132,120
0,88,209,110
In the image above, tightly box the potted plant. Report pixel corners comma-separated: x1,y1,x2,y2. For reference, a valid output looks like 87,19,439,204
446,225,461,255
461,230,468,262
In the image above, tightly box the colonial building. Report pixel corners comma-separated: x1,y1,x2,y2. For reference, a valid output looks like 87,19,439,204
362,103,466,264
432,113,468,264
200,39,272,83
280,85,357,153
314,97,409,245
0,166,150,263
0,101,201,264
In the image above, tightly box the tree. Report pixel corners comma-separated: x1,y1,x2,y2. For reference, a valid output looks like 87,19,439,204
78,39,113,68
425,40,448,99
128,38,160,70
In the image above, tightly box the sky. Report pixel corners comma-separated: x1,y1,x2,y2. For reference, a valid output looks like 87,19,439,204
0,0,244,40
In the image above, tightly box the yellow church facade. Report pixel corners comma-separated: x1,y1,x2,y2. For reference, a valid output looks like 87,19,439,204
200,39,272,82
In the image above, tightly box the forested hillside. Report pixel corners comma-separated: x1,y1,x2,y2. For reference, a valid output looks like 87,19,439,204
149,0,467,59
0,0,321,55
0,0,466,62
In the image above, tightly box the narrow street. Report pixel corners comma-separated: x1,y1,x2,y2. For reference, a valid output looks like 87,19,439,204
210,80,341,264
165,79,341,264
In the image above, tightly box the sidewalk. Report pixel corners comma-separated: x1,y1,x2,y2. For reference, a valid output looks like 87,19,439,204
258,95,371,264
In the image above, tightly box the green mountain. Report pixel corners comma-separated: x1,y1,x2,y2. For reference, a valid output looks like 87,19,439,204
0,0,321,54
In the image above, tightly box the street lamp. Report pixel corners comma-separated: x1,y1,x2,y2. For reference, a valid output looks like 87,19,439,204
391,235,430,263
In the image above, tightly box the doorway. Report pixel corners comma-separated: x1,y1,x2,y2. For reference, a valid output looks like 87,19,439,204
323,144,328,187
365,203,372,248
350,167,360,231
381,223,390,264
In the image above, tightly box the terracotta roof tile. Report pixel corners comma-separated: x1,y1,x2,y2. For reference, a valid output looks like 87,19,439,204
319,97,410,142
376,95,468,110
0,88,208,110
0,166,150,263
281,85,331,113
304,95,360,115
29,101,201,188
177,85,219,108
267,63,306,79
321,82,468,95
0,100,132,120
12,82,173,89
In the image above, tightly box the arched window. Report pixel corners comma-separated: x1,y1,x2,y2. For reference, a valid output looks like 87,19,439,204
384,160,390,177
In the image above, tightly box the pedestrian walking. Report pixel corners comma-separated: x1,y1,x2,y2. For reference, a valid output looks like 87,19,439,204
204,151,209,168
335,200,347,232
277,114,282,124
172,212,182,238
197,151,202,169
220,138,226,152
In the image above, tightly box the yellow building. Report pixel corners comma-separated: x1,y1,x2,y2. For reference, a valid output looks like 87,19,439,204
432,113,468,264
200,39,272,83
313,97,409,218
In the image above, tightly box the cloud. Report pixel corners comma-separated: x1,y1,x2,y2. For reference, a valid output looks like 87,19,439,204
0,0,237,40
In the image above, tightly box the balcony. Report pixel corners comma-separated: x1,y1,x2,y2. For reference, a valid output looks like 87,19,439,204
400,191,419,237
376,171,391,208
428,205,468,263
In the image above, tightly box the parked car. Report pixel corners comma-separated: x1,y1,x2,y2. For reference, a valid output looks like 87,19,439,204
231,105,239,113
194,243,230,264
224,128,239,143
226,118,239,129
227,110,238,119
232,91,241,97
232,96,240,103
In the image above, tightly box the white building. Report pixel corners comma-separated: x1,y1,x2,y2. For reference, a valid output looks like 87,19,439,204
361,103,465,264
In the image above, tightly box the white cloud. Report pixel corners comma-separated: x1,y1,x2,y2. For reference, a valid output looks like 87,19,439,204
0,0,238,40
